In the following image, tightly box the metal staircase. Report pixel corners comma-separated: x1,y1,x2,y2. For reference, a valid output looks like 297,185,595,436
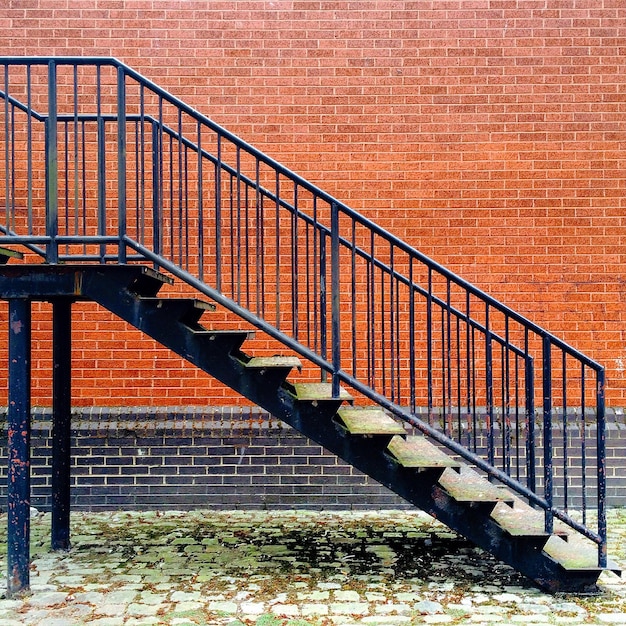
0,58,620,595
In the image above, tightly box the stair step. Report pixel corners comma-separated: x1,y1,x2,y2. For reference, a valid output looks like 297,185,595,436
491,501,570,539
543,535,620,574
0,247,23,264
291,383,352,402
193,329,255,354
438,467,515,505
139,297,215,326
387,435,461,469
335,408,405,436
245,356,302,370
126,266,174,297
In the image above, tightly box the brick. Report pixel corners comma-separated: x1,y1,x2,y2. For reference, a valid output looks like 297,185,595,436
0,3,625,511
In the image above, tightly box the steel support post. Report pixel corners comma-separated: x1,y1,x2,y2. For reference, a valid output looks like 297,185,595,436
7,298,32,596
51,299,72,551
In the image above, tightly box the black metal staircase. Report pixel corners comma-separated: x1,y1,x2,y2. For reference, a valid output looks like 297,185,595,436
0,57,620,595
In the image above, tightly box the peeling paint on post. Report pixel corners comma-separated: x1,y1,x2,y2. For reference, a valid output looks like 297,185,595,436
7,298,31,596
51,298,72,551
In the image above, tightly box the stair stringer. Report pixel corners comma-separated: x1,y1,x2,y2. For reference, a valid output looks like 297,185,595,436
69,265,610,593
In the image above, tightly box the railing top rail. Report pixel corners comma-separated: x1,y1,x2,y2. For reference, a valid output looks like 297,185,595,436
0,56,606,372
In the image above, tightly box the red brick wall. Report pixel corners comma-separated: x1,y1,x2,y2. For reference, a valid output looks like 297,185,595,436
1,1,625,406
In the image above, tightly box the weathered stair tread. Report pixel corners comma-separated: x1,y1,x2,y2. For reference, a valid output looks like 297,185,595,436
0,247,24,264
292,382,352,402
387,435,461,469
335,407,405,436
543,535,620,573
491,501,569,539
439,467,515,505
245,356,302,370
140,297,216,313
194,329,255,338
192,329,256,351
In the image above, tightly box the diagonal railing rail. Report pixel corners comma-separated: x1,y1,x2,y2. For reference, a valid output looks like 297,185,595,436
0,57,607,566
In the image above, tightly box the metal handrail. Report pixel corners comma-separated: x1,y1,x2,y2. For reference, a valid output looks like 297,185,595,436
0,57,607,565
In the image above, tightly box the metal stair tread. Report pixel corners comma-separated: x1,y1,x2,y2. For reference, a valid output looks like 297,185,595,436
292,382,352,402
543,536,621,573
438,467,515,504
490,501,573,539
0,247,23,264
490,501,562,538
335,407,405,435
387,435,461,469
125,266,174,294
193,329,255,338
245,356,302,369
138,297,216,313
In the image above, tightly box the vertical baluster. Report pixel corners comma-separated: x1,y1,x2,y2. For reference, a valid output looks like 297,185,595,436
389,244,395,402
456,317,461,442
3,64,10,234
580,364,587,525
319,229,327,375
97,66,108,261
351,219,357,377
183,141,190,270
409,258,416,415
504,318,511,475
502,343,509,474
525,329,536,493
47,60,59,263
10,98,15,233
117,65,127,263
312,196,319,353
215,133,222,291
514,355,521,481
485,304,494,467
367,231,376,389
542,336,554,534
445,280,452,436
304,205,311,346
72,65,80,239
151,117,161,260
63,121,69,242
395,257,402,404
426,268,433,426
229,170,235,300
244,183,250,308
440,307,446,434
330,201,341,398
197,121,204,281
168,134,174,261
26,65,33,235
255,159,262,316
274,171,280,329
80,120,86,238
471,325,477,452
176,109,183,266
134,120,140,244
138,85,146,247
465,292,473,450
597,368,607,568
292,184,299,339
380,252,387,396
562,352,569,510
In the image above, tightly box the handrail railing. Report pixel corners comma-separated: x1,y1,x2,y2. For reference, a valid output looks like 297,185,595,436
0,57,607,565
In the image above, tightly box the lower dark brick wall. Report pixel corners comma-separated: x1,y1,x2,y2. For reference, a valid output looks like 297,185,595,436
0,406,625,511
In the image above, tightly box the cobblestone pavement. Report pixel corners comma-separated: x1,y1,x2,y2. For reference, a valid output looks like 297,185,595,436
0,508,624,625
